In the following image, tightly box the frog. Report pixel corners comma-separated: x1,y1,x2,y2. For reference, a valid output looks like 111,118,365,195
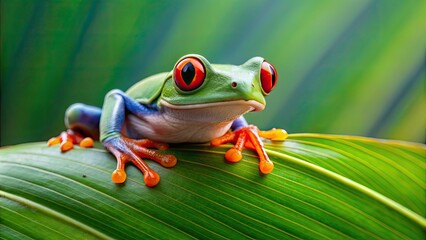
48,54,288,187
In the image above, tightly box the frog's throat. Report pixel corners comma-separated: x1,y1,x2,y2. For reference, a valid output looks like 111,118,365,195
159,99,265,112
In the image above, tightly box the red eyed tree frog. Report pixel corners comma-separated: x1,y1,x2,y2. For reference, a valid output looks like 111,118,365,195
48,54,288,187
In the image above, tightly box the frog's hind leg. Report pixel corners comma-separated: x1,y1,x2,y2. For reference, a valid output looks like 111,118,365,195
48,103,101,151
65,103,102,139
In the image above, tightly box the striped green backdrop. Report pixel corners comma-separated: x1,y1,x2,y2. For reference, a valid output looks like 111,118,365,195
1,0,425,146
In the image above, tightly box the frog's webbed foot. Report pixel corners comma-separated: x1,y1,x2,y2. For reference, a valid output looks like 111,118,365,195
103,137,177,187
211,125,287,174
47,129,94,152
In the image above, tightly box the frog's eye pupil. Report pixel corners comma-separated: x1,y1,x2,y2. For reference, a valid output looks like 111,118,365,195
174,57,206,91
260,61,278,94
269,66,276,87
181,62,195,85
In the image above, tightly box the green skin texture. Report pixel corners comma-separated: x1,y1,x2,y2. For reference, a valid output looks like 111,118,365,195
99,54,269,143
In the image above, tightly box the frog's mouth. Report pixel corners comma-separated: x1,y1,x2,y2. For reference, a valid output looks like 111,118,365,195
160,99,265,112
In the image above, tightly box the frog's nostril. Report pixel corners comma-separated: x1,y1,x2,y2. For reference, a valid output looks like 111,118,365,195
231,82,237,88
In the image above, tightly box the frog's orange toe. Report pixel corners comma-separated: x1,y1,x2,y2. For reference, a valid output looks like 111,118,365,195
259,161,274,174
258,128,288,141
80,137,94,148
225,148,242,162
159,154,177,168
47,137,61,146
144,170,160,187
210,138,222,146
60,140,74,152
210,132,235,146
155,142,169,151
112,169,127,183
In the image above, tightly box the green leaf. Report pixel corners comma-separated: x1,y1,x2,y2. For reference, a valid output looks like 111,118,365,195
1,134,425,239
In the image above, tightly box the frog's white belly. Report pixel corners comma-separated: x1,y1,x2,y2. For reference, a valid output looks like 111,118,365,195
123,100,263,143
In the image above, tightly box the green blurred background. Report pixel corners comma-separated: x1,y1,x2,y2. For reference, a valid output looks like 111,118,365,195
1,0,425,146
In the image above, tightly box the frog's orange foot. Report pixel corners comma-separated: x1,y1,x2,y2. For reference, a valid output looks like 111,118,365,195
47,129,94,152
104,137,177,187
211,125,288,174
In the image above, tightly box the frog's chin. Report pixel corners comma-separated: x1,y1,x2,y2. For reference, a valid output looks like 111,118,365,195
159,99,265,124
160,99,265,112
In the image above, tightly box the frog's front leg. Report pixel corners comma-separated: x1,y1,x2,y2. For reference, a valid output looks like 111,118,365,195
100,90,177,187
211,116,288,174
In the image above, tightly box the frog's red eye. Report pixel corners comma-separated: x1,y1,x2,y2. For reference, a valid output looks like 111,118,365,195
260,61,278,94
174,57,206,91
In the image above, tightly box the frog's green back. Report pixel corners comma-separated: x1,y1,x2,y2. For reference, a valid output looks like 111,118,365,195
125,72,170,104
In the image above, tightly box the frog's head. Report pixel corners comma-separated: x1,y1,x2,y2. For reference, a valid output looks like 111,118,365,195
160,54,278,122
